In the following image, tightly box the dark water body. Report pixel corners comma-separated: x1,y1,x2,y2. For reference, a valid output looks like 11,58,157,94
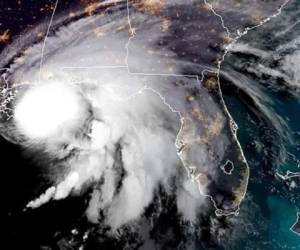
221,0,300,248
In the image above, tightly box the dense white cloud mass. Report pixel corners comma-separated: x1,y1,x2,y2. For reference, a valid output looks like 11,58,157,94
14,83,85,139
18,68,186,227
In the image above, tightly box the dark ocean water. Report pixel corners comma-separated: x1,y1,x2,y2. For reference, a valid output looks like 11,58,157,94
221,0,300,248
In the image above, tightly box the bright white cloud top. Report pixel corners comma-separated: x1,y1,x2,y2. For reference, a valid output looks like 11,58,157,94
14,83,84,139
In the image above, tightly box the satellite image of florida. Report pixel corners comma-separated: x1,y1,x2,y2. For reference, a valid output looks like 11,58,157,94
1,0,300,249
